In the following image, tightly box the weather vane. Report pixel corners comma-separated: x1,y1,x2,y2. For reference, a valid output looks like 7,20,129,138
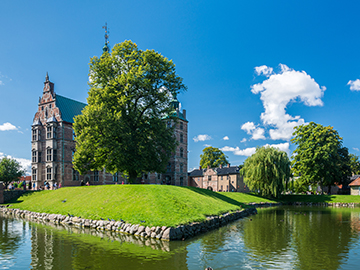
102,22,109,46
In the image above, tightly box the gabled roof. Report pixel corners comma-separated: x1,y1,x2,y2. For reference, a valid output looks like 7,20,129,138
217,166,240,175
55,94,87,123
188,166,240,176
349,177,360,187
188,169,203,177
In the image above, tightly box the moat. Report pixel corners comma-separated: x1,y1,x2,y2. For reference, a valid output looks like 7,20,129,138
1,206,360,269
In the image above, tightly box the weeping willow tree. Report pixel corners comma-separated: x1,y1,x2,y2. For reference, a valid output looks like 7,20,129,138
240,146,291,198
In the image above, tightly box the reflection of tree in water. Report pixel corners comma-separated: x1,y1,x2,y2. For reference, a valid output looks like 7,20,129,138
240,207,358,270
241,208,292,257
0,216,22,256
292,208,356,270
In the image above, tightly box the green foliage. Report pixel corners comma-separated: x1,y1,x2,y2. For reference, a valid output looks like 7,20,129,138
73,41,187,183
240,146,291,198
200,146,229,168
291,122,349,190
0,157,25,185
349,154,360,175
5,185,275,227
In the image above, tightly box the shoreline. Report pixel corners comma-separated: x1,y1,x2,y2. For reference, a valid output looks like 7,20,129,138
0,206,257,241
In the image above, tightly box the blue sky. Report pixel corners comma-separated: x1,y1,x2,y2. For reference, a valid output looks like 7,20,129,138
1,0,360,174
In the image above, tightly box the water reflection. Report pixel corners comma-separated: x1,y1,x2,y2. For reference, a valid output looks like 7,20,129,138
1,207,360,269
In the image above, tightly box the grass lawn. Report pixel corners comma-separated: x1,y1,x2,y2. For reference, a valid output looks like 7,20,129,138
280,194,360,204
2,185,276,227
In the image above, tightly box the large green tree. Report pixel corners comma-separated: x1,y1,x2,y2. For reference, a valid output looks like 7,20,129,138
291,122,348,192
349,154,360,175
240,146,290,198
199,146,229,168
73,40,187,183
0,157,25,185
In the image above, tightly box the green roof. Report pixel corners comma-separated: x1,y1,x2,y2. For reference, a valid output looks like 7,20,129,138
55,94,87,123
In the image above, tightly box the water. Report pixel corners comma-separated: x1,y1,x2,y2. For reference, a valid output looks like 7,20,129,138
1,206,360,269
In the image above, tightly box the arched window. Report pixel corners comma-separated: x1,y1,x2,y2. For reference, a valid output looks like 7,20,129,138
180,163,183,173
180,133,183,143
180,148,183,158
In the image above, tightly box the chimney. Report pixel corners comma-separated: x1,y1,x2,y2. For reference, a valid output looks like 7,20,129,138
199,166,201,170
182,109,186,119
220,164,223,169
227,164,230,168
207,165,210,169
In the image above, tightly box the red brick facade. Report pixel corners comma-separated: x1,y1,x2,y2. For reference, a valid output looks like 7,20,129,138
188,164,249,192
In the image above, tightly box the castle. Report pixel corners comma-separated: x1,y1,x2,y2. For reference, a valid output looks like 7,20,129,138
31,74,188,189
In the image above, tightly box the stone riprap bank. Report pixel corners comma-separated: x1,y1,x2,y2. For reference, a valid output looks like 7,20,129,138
0,207,257,241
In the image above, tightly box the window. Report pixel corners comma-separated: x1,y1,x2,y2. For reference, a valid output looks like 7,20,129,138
180,177,183,186
47,149,52,161
53,150,57,161
113,172,118,182
180,122,183,130
49,104,52,109
32,150,37,162
47,167,52,180
47,126,52,139
32,129,37,141
158,174,161,180
73,169,79,181
180,148,183,158
38,130,41,140
167,162,171,172
144,174,148,180
180,133,183,143
180,163,183,173
221,185,223,190
221,176,223,180
38,152,42,162
32,169,37,181
94,171,99,181
208,176,211,181
53,127,56,138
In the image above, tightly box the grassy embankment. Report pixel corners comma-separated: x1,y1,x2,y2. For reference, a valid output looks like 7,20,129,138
280,194,360,204
3,185,276,227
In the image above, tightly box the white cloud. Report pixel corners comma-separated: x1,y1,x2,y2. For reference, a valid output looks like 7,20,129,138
193,134,211,142
222,136,229,141
221,146,256,156
348,79,360,91
255,65,273,77
0,152,31,175
240,138,247,143
0,122,18,131
221,142,290,157
241,122,265,140
203,144,211,147
251,64,326,140
353,147,359,151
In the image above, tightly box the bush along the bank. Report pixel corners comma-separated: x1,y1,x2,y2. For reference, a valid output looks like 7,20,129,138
0,207,257,241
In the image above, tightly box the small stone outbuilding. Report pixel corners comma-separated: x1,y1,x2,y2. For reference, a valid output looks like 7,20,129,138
349,175,360,195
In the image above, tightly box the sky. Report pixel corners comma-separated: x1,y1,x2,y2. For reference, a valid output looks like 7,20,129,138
1,0,360,175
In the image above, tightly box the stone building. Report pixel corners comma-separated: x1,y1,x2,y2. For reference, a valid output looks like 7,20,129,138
188,164,249,192
31,74,188,188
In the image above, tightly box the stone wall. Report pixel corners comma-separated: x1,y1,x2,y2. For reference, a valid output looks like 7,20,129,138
2,190,27,203
0,206,257,241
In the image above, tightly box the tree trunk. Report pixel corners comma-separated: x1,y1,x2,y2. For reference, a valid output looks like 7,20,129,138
129,170,137,184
